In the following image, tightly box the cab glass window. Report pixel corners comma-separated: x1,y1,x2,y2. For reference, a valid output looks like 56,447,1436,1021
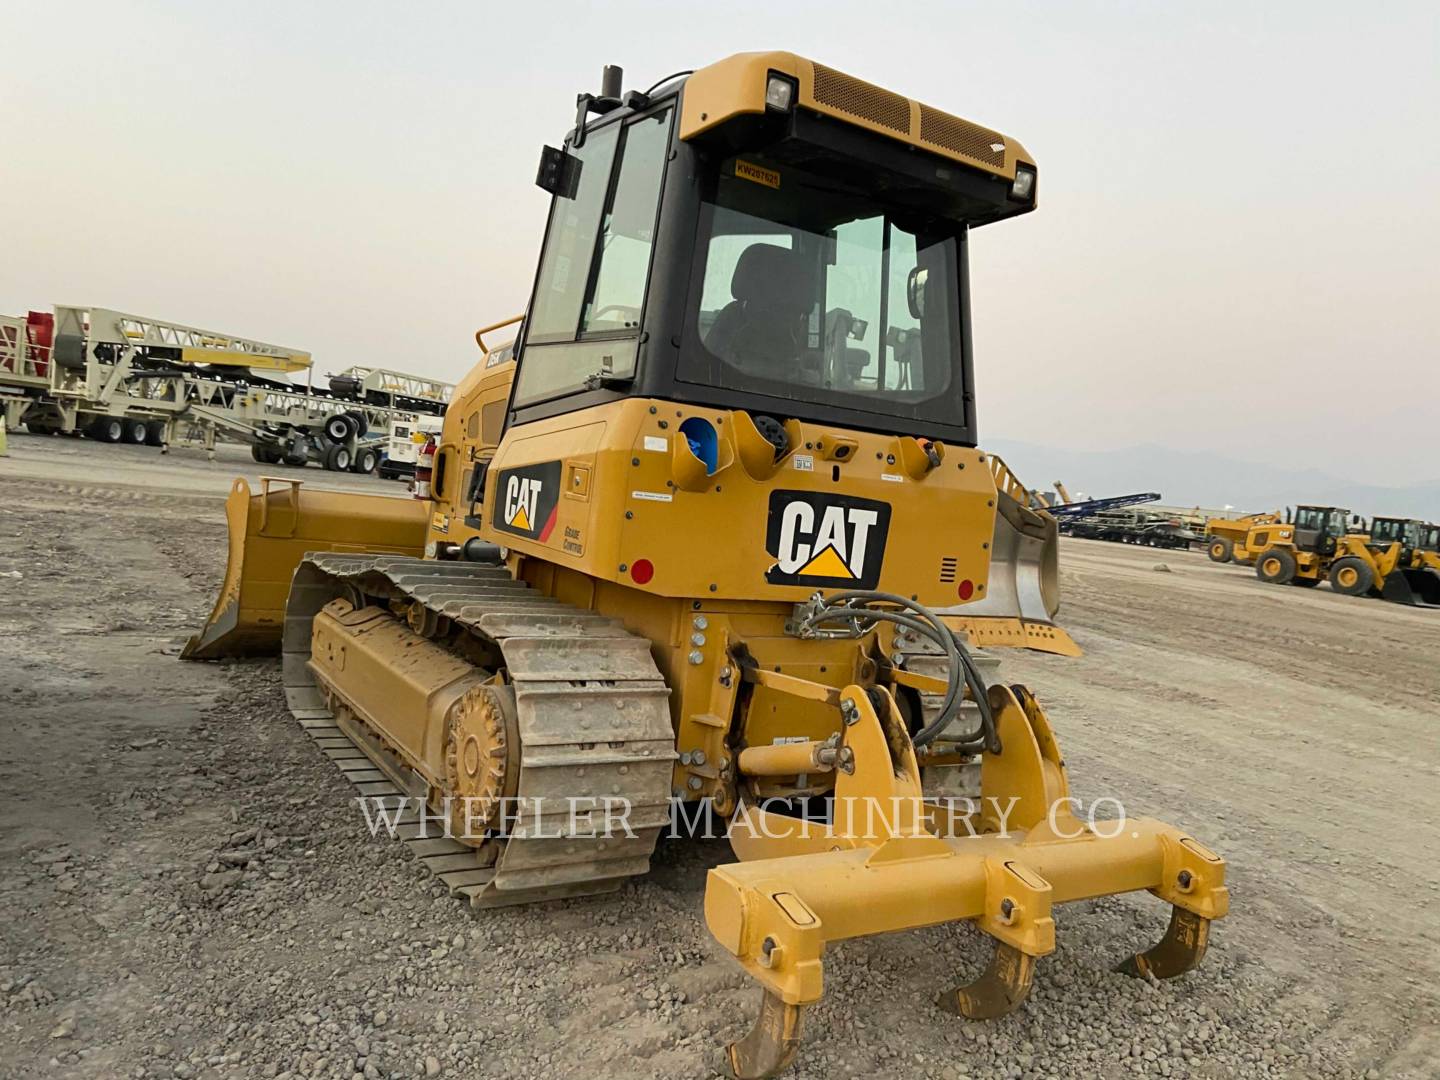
516,108,672,407
526,126,619,344
679,154,963,426
580,110,671,336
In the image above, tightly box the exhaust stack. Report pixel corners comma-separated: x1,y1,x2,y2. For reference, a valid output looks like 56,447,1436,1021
600,64,623,100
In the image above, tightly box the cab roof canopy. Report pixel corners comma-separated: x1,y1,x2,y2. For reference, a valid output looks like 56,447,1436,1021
677,51,1036,224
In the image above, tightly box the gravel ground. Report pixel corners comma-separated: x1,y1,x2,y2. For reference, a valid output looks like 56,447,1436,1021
1,434,1437,1078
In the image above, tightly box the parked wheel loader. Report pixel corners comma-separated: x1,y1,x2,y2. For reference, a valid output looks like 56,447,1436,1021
1327,517,1440,606
183,53,1228,1077
1252,504,1357,588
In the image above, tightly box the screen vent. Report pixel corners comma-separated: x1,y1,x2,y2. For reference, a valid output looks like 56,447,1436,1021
812,63,910,134
918,105,1006,168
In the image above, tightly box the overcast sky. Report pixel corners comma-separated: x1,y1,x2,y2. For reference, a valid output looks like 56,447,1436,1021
4,2,1437,485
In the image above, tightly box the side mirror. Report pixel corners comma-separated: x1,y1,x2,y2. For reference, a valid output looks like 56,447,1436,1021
536,145,581,199
906,267,927,319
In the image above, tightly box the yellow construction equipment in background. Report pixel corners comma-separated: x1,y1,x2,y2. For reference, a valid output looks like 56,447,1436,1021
1250,504,1354,588
186,52,1227,1077
1204,511,1279,563
1325,517,1440,606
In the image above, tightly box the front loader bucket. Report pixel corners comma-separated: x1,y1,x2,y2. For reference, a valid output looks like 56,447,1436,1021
943,458,1079,655
1381,566,1440,608
182,476,428,659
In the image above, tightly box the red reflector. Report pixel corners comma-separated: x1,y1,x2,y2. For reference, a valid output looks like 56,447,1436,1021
957,579,974,600
630,558,654,585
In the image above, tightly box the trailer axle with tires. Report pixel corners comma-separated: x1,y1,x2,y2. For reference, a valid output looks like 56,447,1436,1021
3,306,451,472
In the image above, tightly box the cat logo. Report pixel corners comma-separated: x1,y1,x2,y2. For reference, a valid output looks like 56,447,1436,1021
764,490,891,588
505,480,537,531
492,460,562,541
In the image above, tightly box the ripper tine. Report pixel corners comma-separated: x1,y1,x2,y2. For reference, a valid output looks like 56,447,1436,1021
1114,906,1212,980
728,991,805,1080
937,941,1036,1019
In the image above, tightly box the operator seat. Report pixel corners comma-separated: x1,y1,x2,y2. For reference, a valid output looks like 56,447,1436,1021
705,243,814,378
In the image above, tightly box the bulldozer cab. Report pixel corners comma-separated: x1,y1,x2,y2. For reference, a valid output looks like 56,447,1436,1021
510,56,1035,444
446,55,1069,639
1289,505,1350,555
1417,522,1440,554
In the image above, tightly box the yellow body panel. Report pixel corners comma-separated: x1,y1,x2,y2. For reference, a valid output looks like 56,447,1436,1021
435,396,1000,607
1236,522,1295,565
678,51,1034,187
424,392,1067,804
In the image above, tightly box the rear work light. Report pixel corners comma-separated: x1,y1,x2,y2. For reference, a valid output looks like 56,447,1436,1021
1010,164,1037,203
765,73,796,112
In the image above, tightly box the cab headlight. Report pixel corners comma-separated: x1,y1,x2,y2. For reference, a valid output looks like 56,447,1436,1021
1011,164,1037,202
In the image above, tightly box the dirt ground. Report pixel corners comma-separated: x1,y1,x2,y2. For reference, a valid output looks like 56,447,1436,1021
1,433,1437,1080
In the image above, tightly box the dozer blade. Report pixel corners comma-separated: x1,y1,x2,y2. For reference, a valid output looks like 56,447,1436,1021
182,476,428,659
1380,566,1440,608
943,457,1080,656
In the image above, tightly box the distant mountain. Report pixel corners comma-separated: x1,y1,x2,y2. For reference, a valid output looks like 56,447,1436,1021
984,439,1440,521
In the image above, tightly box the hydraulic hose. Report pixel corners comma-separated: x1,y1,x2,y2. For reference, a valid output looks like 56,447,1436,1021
798,591,999,754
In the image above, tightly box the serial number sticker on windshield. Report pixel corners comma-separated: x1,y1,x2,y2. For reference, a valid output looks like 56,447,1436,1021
792,454,814,472
735,160,780,189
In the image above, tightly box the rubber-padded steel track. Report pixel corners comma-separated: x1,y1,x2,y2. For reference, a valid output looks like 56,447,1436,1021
281,554,676,908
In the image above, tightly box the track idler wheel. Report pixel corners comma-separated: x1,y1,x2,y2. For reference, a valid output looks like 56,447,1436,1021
1114,906,1211,980
443,684,516,841
936,941,1036,1019
728,991,805,1080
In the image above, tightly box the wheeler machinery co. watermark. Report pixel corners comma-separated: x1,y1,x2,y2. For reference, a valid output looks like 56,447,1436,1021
355,794,1133,843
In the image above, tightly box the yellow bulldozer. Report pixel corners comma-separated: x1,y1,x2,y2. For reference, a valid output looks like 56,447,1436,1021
1326,516,1440,606
183,53,1228,1077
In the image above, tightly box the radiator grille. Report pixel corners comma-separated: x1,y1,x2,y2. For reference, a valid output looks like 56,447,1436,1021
812,63,910,134
918,105,1006,168
939,557,959,583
